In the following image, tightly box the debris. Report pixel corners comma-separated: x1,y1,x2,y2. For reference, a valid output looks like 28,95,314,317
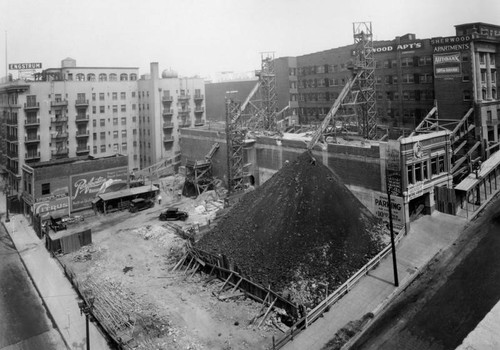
197,151,387,306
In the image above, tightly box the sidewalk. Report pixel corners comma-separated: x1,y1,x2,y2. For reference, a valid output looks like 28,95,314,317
283,211,467,350
1,201,111,349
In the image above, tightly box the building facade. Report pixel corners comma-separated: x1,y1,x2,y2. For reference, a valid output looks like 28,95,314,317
137,62,206,169
1,59,206,199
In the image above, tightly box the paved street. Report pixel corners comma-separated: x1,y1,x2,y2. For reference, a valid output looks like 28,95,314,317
0,222,66,350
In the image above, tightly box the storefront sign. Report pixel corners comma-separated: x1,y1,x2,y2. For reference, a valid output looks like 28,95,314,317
33,197,69,219
374,194,404,227
70,167,128,210
407,182,424,200
374,42,423,53
434,53,461,77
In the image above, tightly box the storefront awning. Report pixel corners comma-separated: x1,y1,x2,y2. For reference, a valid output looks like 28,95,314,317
98,185,158,202
455,151,500,192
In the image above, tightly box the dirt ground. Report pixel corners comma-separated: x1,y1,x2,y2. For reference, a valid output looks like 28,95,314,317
59,185,281,350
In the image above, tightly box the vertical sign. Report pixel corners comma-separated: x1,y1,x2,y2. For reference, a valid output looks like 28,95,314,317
386,140,402,196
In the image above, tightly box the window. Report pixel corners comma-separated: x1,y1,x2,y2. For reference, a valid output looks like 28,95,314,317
41,183,50,195
120,92,126,100
112,92,117,100
112,105,118,113
463,90,472,101
99,93,105,101
120,73,128,81
407,166,414,185
93,119,96,127
385,76,392,84
113,143,119,152
122,142,127,152
76,73,85,81
132,91,136,98
109,73,117,81
92,93,96,101
420,74,433,84
121,105,126,112
100,119,105,127
113,131,118,138
121,130,127,138
289,68,296,76
93,133,97,140
100,145,106,152
415,163,422,182
132,104,136,110
99,73,107,81
438,155,445,173
100,132,105,140
100,106,105,113
393,76,398,84
121,117,126,125
375,76,382,84
402,74,414,83
92,106,96,114
418,56,432,66
113,118,118,125
487,110,492,123
87,73,96,81
93,146,97,154
401,57,413,67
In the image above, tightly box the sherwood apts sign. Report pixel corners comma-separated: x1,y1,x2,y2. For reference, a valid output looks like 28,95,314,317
431,35,471,78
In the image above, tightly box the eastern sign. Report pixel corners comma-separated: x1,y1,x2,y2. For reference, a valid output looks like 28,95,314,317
8,62,42,70
374,194,404,228
434,52,461,78
70,167,128,210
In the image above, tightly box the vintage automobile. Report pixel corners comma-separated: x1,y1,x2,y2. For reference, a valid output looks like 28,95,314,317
129,198,155,213
159,207,189,221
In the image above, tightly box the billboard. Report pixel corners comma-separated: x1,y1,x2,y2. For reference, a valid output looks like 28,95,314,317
374,194,404,228
434,52,461,78
386,140,402,196
9,63,42,70
70,167,128,210
33,197,70,219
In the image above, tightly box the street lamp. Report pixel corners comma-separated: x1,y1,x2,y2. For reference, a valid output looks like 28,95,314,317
3,184,9,223
78,296,95,350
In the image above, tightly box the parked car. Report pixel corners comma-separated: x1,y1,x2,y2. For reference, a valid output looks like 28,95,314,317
129,198,155,213
159,208,189,221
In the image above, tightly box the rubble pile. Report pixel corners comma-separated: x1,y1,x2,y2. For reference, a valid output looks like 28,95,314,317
197,151,387,306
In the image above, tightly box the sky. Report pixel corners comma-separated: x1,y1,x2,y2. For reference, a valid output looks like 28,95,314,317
1,0,500,80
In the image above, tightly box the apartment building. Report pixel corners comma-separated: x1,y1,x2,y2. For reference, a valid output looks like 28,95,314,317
137,62,206,169
0,59,206,197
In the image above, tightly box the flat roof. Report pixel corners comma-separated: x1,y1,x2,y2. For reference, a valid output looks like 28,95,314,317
455,151,500,192
98,185,158,201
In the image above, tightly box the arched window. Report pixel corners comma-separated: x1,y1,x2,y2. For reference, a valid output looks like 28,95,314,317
120,73,128,81
99,73,107,81
130,73,137,81
109,73,117,81
87,73,96,81
76,73,85,81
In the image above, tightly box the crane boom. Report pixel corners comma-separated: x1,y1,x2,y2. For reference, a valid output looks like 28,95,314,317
307,72,361,150
230,82,260,124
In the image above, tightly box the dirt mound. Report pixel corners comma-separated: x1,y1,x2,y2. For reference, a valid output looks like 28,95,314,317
197,151,386,306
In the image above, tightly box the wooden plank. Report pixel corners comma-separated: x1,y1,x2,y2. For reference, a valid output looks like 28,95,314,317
258,297,277,327
218,291,245,300
171,252,188,271
218,272,233,294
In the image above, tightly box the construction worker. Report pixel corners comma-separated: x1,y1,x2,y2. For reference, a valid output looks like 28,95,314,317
158,194,162,205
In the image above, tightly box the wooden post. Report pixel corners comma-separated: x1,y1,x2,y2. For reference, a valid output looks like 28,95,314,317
258,297,277,327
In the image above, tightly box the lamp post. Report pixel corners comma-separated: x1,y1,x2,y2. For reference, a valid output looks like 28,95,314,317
78,296,95,350
4,184,9,223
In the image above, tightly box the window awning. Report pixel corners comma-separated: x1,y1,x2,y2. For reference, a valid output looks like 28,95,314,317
98,185,158,201
455,151,500,192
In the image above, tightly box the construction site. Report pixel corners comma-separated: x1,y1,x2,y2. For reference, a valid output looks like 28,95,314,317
48,22,500,350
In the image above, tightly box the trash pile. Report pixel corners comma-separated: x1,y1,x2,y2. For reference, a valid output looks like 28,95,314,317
197,151,387,307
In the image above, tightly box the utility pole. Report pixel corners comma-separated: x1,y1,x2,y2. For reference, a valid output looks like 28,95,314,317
78,296,95,350
4,184,10,223
386,170,399,287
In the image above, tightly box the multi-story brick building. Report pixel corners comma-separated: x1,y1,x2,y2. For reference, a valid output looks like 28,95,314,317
0,59,206,198
137,62,206,169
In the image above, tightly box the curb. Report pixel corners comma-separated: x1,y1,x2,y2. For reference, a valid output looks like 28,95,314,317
2,218,71,350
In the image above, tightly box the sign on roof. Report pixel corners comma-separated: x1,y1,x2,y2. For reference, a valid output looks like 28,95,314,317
8,62,42,70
